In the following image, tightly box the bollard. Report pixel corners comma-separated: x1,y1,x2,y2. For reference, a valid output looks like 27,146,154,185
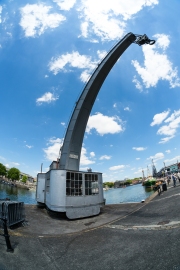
0,218,14,252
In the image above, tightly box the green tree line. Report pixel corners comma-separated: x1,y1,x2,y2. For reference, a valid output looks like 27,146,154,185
0,163,20,181
104,177,142,188
103,182,114,188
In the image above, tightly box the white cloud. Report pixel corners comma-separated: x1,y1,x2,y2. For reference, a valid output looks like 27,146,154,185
103,172,121,182
155,109,180,143
0,155,6,161
90,152,95,157
53,0,76,10
43,137,63,161
26,145,33,149
136,158,140,160
80,70,92,82
86,113,124,135
132,76,143,92
12,162,20,166
149,109,180,143
61,122,65,126
79,166,89,171
132,34,180,89
124,107,130,111
5,164,10,168
80,21,88,38
165,150,171,154
78,0,158,41
49,51,94,72
49,51,97,82
80,147,95,165
43,139,95,165
164,155,180,166
19,4,66,37
164,110,180,123
113,103,117,108
154,34,170,50
97,50,107,60
150,110,170,126
159,136,174,144
157,125,176,137
6,32,12,37
132,147,147,151
99,155,111,160
109,164,125,171
0,6,2,24
147,152,164,162
36,92,59,105
134,168,143,175
49,47,120,83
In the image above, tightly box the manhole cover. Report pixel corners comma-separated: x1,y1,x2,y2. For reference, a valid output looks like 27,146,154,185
157,220,170,225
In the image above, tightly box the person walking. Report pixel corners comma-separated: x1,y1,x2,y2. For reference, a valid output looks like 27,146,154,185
172,173,176,187
167,175,171,185
178,172,180,183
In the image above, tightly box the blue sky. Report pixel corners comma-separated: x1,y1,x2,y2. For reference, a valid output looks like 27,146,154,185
1,0,180,181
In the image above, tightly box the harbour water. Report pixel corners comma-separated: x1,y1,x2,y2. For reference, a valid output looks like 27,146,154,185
0,183,36,204
0,183,154,205
104,184,154,204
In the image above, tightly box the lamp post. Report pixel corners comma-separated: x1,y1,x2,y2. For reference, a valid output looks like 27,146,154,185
142,168,145,185
177,160,179,173
41,163,43,173
152,159,157,179
163,162,166,181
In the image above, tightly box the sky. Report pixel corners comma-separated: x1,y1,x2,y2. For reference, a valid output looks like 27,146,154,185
0,0,180,181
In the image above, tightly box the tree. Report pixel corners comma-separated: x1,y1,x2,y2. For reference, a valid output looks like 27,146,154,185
7,167,20,181
22,175,28,183
103,182,114,188
125,180,133,185
0,163,7,177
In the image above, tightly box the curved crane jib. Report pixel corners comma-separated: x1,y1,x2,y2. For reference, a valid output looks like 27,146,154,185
59,33,155,171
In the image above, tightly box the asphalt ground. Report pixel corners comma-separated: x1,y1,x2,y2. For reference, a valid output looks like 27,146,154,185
1,181,180,270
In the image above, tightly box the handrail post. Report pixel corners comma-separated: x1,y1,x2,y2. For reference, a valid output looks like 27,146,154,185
1,218,14,252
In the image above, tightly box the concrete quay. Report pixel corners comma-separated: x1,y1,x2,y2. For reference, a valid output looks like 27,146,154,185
1,182,180,270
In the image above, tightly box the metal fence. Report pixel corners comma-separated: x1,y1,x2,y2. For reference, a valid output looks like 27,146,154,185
0,201,25,227
0,201,25,252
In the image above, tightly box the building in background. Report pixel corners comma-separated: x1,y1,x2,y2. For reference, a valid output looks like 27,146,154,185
157,162,180,177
